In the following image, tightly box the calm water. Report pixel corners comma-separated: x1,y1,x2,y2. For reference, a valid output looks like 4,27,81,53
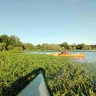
70,51,96,63
24,50,96,63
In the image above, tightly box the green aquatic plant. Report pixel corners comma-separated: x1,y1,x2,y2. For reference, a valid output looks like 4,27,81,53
0,52,96,96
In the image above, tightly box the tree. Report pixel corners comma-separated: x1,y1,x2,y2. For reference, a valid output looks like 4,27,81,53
68,46,73,50
77,43,86,49
73,46,76,50
87,46,92,50
61,42,69,49
7,45,14,50
0,43,6,51
0,34,9,50
23,43,35,50
41,43,61,50
8,35,21,47
13,47,23,52
36,44,42,49
61,46,65,50
42,43,48,50
0,34,9,44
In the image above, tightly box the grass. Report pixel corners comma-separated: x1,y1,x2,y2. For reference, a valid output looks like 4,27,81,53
0,52,96,96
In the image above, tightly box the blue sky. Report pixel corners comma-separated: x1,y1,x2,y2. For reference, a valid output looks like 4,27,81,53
0,0,96,45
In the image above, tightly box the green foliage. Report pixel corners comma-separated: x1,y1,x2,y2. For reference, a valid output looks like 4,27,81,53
68,46,73,50
41,43,61,50
61,42,69,49
23,43,35,50
13,47,23,52
0,34,9,44
0,34,96,51
8,35,20,46
0,43,6,51
0,52,96,96
7,45,14,50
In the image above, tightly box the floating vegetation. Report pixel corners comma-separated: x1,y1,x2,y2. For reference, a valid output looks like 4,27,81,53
0,52,96,96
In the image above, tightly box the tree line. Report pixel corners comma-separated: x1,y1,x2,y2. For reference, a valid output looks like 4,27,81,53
0,34,96,51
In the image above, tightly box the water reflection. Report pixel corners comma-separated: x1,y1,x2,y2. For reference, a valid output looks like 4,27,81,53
71,51,96,63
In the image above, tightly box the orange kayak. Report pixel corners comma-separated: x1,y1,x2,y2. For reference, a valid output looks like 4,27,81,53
48,53,84,57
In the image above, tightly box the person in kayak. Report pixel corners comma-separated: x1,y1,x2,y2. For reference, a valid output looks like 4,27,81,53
64,50,68,54
60,50,68,54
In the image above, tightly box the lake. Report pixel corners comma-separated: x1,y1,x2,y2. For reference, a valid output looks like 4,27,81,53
24,50,96,63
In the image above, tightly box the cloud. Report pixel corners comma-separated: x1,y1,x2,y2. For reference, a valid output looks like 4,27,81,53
73,8,92,20
67,0,92,20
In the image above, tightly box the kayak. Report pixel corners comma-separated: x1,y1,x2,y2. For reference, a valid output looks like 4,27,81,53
48,53,84,57
17,73,50,96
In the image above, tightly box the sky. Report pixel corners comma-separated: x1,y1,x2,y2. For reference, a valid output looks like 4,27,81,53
0,0,96,45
